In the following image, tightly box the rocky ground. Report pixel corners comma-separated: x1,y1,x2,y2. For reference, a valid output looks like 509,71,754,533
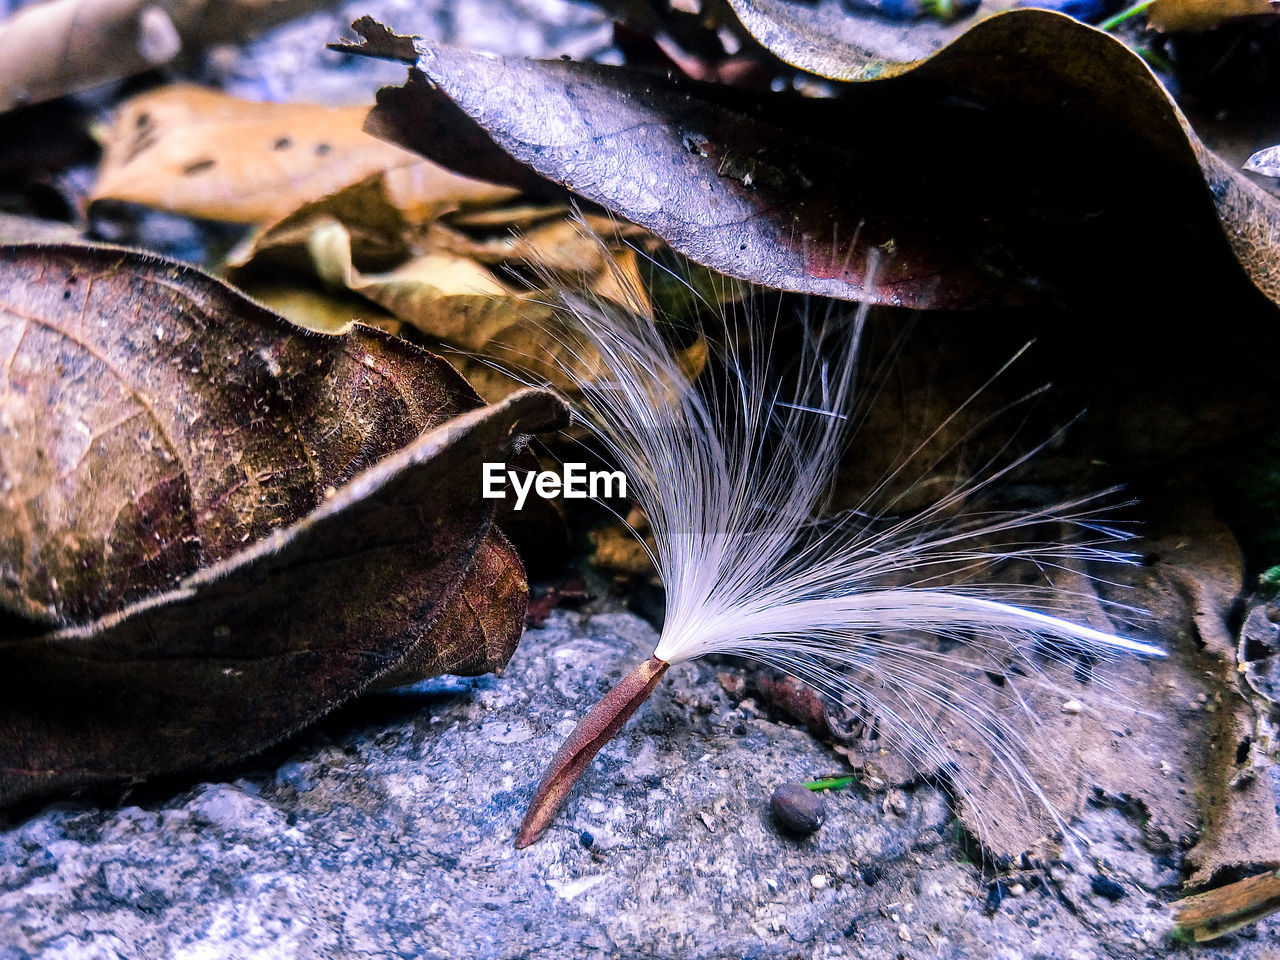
1,611,1275,959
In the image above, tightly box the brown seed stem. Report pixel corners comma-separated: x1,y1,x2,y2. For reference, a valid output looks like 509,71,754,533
516,655,669,848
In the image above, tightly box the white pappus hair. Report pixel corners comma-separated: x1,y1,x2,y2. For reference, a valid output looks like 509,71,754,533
515,268,1164,851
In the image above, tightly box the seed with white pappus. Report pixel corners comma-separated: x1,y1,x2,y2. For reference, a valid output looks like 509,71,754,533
770,783,826,836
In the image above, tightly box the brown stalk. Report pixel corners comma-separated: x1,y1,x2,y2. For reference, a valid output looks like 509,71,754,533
1174,869,1280,942
516,655,669,848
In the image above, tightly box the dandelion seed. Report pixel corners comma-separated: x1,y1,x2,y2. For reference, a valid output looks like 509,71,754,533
515,270,1164,850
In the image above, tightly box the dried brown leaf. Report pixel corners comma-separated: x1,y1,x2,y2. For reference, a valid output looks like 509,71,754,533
90,86,427,224
235,211,629,401
373,527,530,689
360,10,1280,312
0,242,568,808
723,0,966,80
1104,491,1280,883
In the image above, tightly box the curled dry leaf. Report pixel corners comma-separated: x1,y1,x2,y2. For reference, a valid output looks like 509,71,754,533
227,179,666,401
723,0,968,80
358,10,1280,312
0,243,568,809
866,488,1280,871
90,85,507,225
246,213,604,400
0,0,331,112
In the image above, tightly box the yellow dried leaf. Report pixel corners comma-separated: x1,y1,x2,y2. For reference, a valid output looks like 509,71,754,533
225,166,519,279
303,217,599,399
447,204,571,231
591,246,652,318
591,521,657,577
238,282,401,337
91,85,422,223
226,184,689,402
382,162,519,226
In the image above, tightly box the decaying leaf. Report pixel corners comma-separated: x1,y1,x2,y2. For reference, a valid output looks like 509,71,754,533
1147,0,1280,33
90,85,505,225
0,243,568,809
373,530,529,689
1096,491,1280,883
244,214,601,398
1148,496,1280,884
227,183,671,400
361,34,982,308
886,487,1280,870
356,10,1280,312
0,0,332,113
723,0,966,80
224,160,521,279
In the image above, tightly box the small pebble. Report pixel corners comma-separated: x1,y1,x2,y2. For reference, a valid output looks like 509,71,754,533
1061,699,1083,714
810,873,828,890
983,881,1007,915
882,789,908,817
579,830,594,849
770,783,826,836
1090,874,1126,901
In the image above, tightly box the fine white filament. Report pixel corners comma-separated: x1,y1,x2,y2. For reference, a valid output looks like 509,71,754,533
550,277,1164,838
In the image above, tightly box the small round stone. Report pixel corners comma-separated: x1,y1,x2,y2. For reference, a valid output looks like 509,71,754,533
770,783,826,836
1090,874,1126,901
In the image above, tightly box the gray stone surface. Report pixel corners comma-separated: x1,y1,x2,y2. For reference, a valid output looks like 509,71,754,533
207,0,614,106
1,611,1276,959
